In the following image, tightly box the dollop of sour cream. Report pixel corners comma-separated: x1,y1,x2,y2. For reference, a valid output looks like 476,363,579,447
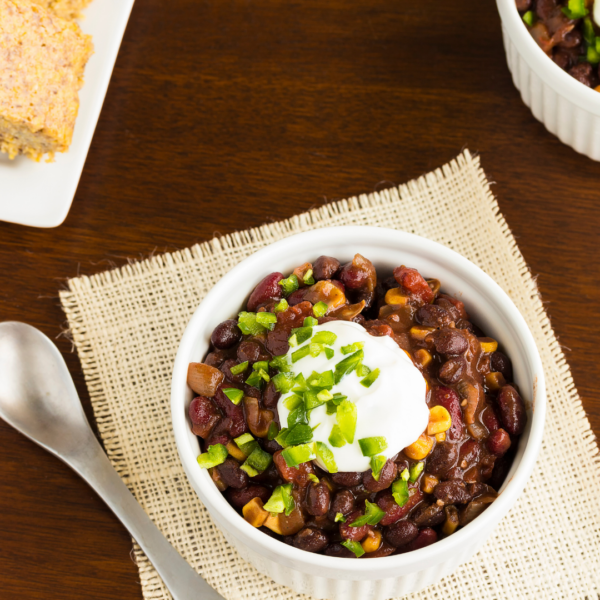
276,320,428,473
595,0,600,28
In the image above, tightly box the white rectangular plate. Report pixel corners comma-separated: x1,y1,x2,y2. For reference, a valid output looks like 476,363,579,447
0,0,135,228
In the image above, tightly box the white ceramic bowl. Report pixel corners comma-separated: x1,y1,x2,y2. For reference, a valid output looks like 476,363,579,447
497,0,600,160
171,227,546,600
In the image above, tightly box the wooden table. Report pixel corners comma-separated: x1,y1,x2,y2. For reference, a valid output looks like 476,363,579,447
1,0,598,597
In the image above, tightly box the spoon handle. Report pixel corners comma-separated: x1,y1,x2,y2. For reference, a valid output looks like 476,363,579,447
66,430,225,600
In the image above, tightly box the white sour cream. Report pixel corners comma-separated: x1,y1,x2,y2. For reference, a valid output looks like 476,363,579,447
276,320,428,473
595,0,600,28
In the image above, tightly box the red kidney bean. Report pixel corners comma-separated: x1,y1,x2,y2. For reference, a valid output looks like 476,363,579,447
384,519,419,548
430,328,468,355
237,340,267,365
459,439,481,470
293,528,329,553
263,380,281,409
487,429,512,456
362,460,397,492
339,511,371,542
426,442,458,477
189,396,221,439
287,288,308,306
213,385,248,437
393,266,434,304
536,0,556,20
416,305,452,328
433,480,472,505
363,320,393,337
516,0,531,10
313,256,341,280
490,351,513,381
273,450,315,487
439,357,466,384
226,485,271,509
481,404,500,432
306,482,331,516
432,387,463,441
328,489,355,521
211,320,242,349
558,28,582,49
258,438,282,455
412,502,445,528
496,385,526,435
247,272,284,311
331,472,363,487
216,458,248,489
401,527,438,552
205,419,231,446
376,486,423,526
324,543,356,558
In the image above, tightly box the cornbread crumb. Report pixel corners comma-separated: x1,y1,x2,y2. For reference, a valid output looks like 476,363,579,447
0,0,93,161
30,0,92,20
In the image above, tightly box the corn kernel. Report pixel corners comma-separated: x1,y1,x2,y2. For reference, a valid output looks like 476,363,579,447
404,433,434,460
384,288,410,305
226,441,247,462
442,505,459,536
427,405,452,435
435,432,446,442
242,498,269,528
409,326,435,341
413,349,433,368
485,371,506,392
479,337,498,353
361,529,382,553
263,509,305,536
422,473,439,494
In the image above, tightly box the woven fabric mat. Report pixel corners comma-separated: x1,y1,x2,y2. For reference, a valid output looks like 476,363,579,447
59,150,600,600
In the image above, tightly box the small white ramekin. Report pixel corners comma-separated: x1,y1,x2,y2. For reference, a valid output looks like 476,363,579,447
171,227,546,600
497,0,600,160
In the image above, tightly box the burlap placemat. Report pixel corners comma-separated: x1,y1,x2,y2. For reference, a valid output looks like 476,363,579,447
59,150,600,600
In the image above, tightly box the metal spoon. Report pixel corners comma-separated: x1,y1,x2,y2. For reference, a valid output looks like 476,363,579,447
0,321,224,600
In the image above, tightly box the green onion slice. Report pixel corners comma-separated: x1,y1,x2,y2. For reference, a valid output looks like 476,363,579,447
269,355,290,372
279,274,299,296
292,345,311,363
315,441,338,473
340,342,364,355
392,478,409,507
350,500,385,527
237,312,267,335
358,436,387,457
284,424,314,445
312,330,337,345
222,387,243,405
341,540,365,558
273,298,289,313
229,361,249,375
409,461,424,482
370,455,387,481
256,312,277,329
360,368,380,388
328,423,346,447
267,421,279,441
303,316,319,327
281,443,314,467
272,372,295,393
197,444,228,469
337,400,357,444
334,350,364,383
334,512,346,523
313,301,328,317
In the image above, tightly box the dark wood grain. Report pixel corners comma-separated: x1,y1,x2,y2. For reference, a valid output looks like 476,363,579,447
1,0,599,597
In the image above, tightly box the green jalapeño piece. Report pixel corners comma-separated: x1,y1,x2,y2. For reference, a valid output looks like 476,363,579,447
313,301,328,317
358,436,388,457
279,274,299,296
196,444,228,469
336,400,357,444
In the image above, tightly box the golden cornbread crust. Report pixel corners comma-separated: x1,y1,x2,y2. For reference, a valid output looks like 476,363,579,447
0,0,93,161
31,0,92,20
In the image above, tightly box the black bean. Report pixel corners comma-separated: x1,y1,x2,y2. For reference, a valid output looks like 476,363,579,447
306,482,331,516
211,320,242,350
216,458,248,489
426,442,458,477
384,519,419,548
432,329,468,355
328,489,355,521
237,341,265,365
204,349,228,368
263,380,281,409
433,480,472,505
362,460,397,493
293,528,329,553
226,485,270,509
331,472,363,487
438,357,466,384
568,62,593,87
416,304,452,328
324,542,356,558
313,256,341,280
412,502,445,528
490,351,513,381
220,359,246,384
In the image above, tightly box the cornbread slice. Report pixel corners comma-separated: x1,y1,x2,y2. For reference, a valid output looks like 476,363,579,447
0,0,93,161
30,0,92,20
